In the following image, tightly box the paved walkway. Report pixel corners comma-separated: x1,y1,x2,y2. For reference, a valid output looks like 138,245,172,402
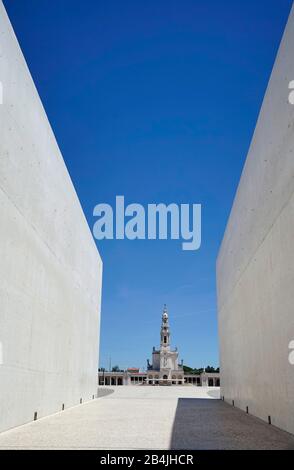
0,386,293,450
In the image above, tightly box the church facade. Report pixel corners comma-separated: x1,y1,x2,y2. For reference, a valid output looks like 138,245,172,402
98,306,220,387
146,305,184,385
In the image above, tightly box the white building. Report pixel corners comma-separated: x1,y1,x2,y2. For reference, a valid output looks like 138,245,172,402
0,2,102,433
99,306,220,387
146,305,184,385
217,4,294,435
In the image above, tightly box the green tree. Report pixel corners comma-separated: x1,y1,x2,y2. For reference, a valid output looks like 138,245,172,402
183,365,220,374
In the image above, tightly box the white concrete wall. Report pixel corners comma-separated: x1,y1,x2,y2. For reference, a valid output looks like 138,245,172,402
217,4,294,435
0,2,102,432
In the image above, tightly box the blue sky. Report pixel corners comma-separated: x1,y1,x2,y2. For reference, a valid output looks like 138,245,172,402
4,0,292,370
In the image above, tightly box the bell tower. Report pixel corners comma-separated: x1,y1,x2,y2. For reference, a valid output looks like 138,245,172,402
160,304,170,350
147,305,184,384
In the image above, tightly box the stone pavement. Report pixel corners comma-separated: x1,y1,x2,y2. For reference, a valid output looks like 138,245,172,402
0,386,293,450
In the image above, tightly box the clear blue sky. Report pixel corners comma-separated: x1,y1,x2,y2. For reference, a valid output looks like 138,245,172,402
4,0,292,370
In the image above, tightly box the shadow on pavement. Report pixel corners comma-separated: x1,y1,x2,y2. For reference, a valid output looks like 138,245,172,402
170,398,294,450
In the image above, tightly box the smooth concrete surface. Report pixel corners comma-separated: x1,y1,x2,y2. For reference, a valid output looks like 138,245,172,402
217,4,294,434
0,1,102,433
0,387,293,450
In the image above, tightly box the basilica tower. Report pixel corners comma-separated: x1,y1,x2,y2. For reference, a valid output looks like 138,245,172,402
147,305,184,384
160,304,170,349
